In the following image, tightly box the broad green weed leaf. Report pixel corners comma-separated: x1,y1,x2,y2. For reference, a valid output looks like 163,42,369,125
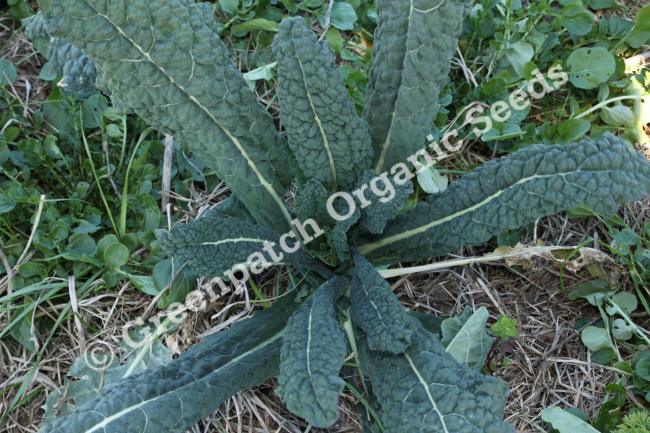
326,2,358,31
125,274,160,296
0,191,17,214
490,316,519,339
8,310,38,352
611,319,634,341
0,59,17,86
38,295,299,433
505,41,534,76
541,407,600,433
581,326,613,352
278,277,348,428
607,15,634,37
558,118,591,142
273,18,373,190
40,0,293,231
441,307,495,370
65,233,97,257
417,166,448,195
567,47,616,90
218,0,239,15
359,135,650,264
242,62,277,90
351,254,413,353
153,258,198,309
601,104,636,127
44,331,173,420
586,0,619,9
232,18,278,37
635,352,650,381
361,324,513,433
102,242,129,269
568,279,613,304
364,0,471,171
626,4,650,48
606,292,638,315
560,3,595,36
325,28,345,52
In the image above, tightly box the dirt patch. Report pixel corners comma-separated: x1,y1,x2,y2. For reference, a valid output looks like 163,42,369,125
623,0,646,16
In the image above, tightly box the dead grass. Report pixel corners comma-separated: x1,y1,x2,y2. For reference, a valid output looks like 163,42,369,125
1,17,49,112
1,6,649,433
4,199,646,433
623,0,646,16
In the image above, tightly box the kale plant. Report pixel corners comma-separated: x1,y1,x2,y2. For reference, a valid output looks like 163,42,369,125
33,0,650,432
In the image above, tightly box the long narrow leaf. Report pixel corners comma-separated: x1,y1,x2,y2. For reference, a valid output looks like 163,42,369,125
39,0,293,231
273,17,373,190
39,295,299,433
361,323,514,433
278,277,348,427
365,0,471,171
359,135,650,264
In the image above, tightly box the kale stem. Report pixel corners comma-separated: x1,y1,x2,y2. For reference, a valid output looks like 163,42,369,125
379,245,586,278
573,95,646,120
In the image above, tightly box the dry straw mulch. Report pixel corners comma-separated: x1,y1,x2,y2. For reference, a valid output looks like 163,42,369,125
2,7,649,433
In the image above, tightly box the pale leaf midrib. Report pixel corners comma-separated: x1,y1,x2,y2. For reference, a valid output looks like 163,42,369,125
359,169,591,254
81,0,292,228
445,310,486,363
404,353,449,433
306,307,313,379
202,237,267,247
294,54,338,190
373,0,415,173
78,330,284,433
374,0,447,173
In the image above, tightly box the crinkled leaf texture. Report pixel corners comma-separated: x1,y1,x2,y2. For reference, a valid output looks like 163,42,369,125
44,330,173,420
293,179,360,266
39,0,292,231
360,135,650,264
23,13,51,55
351,254,413,353
47,37,98,97
441,307,495,370
273,18,373,191
23,12,98,97
278,277,348,427
355,171,414,235
365,0,471,171
156,208,330,280
294,179,333,229
327,207,360,263
38,295,299,433
361,323,514,433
